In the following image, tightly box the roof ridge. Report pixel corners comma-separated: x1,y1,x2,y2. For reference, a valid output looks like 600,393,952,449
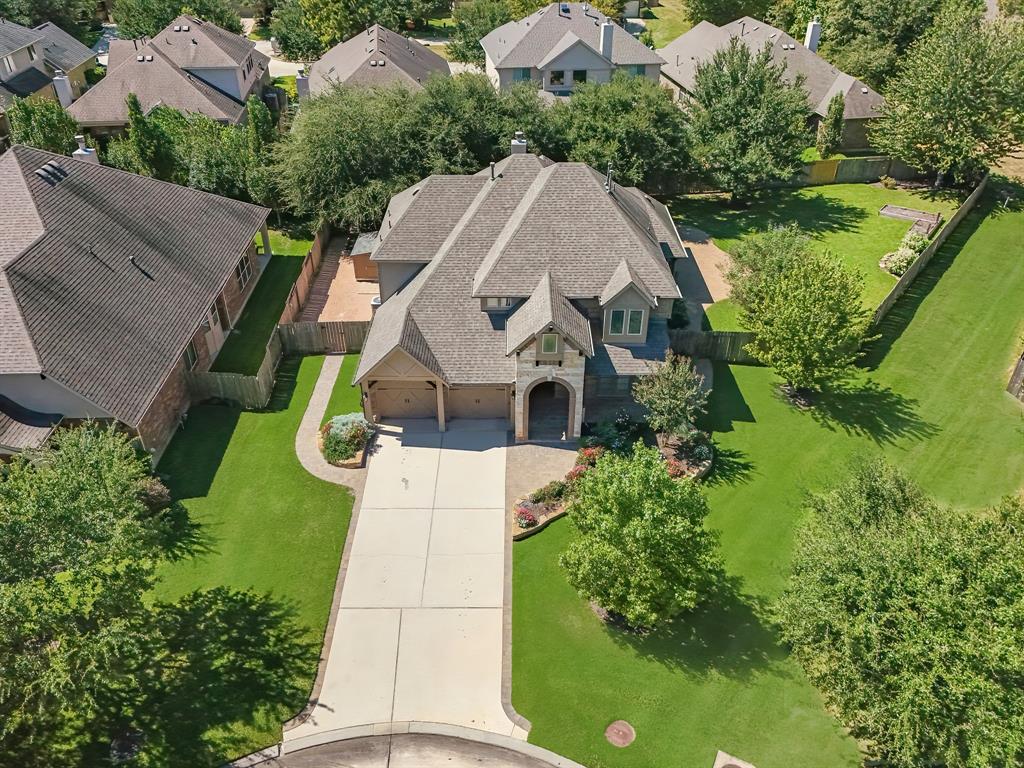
3,147,46,273
472,162,558,296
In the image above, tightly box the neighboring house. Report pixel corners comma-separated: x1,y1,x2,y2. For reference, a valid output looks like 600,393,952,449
68,15,269,132
481,2,663,95
301,24,449,98
0,144,272,459
0,19,55,149
354,134,685,441
659,17,884,150
34,21,98,100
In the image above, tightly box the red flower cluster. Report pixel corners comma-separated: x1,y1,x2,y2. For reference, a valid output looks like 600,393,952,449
575,446,606,467
515,507,538,528
565,464,590,484
664,457,688,479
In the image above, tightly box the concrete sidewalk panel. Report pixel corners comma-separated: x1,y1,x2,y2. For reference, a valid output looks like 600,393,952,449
434,431,506,509
421,553,504,607
352,508,432,557
428,508,504,555
340,555,426,608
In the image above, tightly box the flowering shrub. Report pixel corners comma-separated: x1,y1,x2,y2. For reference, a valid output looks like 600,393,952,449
575,446,605,467
565,464,590,485
880,246,917,276
665,457,688,478
515,507,538,528
880,175,897,189
580,409,642,453
901,231,930,254
529,480,567,504
321,412,374,463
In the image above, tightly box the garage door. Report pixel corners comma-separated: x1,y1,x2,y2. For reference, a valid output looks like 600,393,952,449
448,387,509,420
373,383,438,419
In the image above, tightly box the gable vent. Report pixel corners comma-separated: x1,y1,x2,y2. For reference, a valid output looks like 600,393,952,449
34,160,70,187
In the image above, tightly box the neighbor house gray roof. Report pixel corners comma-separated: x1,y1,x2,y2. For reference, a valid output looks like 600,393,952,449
151,15,263,69
658,17,883,120
481,2,662,69
0,145,269,426
0,18,43,58
67,43,247,125
356,153,682,387
308,24,449,95
0,66,52,103
505,272,594,356
34,21,96,72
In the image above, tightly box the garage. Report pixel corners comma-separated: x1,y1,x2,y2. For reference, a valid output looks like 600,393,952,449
448,386,509,420
371,382,438,419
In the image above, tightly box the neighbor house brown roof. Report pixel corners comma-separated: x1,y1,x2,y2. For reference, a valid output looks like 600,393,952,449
0,145,269,426
307,24,449,95
658,17,883,120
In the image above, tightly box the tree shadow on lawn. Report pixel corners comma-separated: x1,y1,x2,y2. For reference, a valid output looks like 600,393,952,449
135,587,319,767
669,188,867,243
605,578,786,682
154,501,216,562
158,405,240,501
806,380,938,446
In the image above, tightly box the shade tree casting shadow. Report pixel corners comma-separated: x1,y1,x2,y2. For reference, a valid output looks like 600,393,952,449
808,379,938,446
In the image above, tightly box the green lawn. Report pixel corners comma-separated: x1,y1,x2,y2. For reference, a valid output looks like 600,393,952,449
321,355,363,426
800,146,848,162
512,183,1024,768
152,355,353,765
642,0,692,48
211,231,312,375
671,184,961,330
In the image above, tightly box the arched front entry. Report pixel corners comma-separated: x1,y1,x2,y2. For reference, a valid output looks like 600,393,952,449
524,378,575,441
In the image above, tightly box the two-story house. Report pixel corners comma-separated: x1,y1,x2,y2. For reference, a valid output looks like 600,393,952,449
68,15,270,133
354,133,686,441
0,144,272,459
480,2,663,95
1,20,55,148
659,18,884,150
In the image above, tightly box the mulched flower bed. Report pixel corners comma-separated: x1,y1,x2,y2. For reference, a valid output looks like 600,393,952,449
658,434,714,481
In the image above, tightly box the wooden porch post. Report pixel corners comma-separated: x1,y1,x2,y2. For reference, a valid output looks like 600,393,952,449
436,381,446,432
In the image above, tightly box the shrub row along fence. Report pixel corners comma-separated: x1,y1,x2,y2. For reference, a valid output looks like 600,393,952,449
1008,352,1024,402
279,222,331,325
669,329,759,365
871,173,990,325
676,155,924,194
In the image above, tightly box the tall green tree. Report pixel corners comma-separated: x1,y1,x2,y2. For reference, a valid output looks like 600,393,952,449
114,0,242,38
269,0,326,61
870,2,1024,184
0,426,163,759
0,0,96,33
6,97,78,154
777,459,1024,768
105,94,180,181
632,350,709,436
730,230,869,392
685,38,810,201
686,0,771,25
447,0,510,66
297,0,440,48
559,443,721,628
553,72,692,193
815,91,844,158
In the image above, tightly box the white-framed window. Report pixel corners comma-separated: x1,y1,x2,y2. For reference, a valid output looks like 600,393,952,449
549,70,565,87
484,297,513,309
185,340,199,370
609,309,625,335
2,55,14,74
512,67,531,82
627,309,644,335
27,45,38,62
234,254,253,290
573,69,587,84
541,333,559,354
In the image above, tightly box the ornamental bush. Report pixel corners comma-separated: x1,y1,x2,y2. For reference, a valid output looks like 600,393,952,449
559,443,721,628
529,480,567,504
900,231,930,254
321,413,373,463
880,246,918,276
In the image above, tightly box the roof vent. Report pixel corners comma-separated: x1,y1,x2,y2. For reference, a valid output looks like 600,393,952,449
370,59,378,66
136,54,144,61
173,24,181,31
145,54,153,61
861,86,868,93
560,2,570,13
182,24,189,30
33,160,70,187
378,59,385,65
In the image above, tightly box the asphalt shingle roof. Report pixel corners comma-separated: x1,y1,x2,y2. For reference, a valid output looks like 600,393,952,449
308,24,449,95
0,145,269,426
0,18,43,58
357,153,683,387
0,394,59,451
153,15,259,69
505,271,594,355
600,258,656,306
659,17,883,120
67,43,247,125
34,21,95,72
481,2,663,69
1,66,52,97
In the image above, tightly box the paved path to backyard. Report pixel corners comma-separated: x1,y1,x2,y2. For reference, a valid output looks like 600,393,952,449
674,225,734,328
285,416,520,752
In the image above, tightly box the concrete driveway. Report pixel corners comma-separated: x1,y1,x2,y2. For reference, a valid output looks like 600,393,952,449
285,419,518,751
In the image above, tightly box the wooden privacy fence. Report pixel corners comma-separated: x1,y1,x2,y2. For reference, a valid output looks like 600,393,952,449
669,329,759,365
277,320,370,355
279,223,331,325
675,156,923,194
185,332,283,409
1008,352,1024,402
872,173,990,325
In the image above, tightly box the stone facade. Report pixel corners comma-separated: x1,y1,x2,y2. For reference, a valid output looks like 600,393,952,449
514,339,586,440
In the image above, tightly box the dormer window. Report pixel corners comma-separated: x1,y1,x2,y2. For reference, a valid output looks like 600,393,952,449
27,45,38,62
609,308,645,336
2,55,14,74
484,297,513,310
541,333,558,354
